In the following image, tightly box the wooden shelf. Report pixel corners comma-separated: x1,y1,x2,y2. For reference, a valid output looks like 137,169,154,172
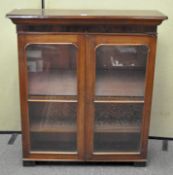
95,123,140,133
28,95,77,101
30,122,140,133
29,70,76,96
96,70,145,97
31,123,76,133
29,69,145,98
94,132,141,152
30,132,77,152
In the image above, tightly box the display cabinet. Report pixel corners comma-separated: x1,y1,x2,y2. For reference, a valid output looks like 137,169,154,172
7,9,167,166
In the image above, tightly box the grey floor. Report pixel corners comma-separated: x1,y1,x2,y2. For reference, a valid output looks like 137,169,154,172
0,134,173,175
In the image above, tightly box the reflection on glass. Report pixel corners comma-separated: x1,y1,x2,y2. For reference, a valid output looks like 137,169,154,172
94,103,143,152
26,44,77,96
29,102,77,152
95,45,148,98
94,45,147,153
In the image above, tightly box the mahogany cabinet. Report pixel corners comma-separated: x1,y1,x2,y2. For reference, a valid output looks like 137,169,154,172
7,9,167,166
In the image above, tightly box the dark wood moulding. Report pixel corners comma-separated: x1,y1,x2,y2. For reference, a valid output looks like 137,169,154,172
7,9,167,34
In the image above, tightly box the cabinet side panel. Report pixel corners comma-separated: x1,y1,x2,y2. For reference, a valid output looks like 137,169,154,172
141,36,157,158
17,34,31,158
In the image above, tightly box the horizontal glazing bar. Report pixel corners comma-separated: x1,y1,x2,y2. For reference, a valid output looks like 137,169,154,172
94,100,144,103
28,99,77,103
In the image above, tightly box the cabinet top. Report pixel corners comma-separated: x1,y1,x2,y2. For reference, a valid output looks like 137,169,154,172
7,9,167,25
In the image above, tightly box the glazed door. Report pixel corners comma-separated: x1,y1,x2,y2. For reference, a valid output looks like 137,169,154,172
18,34,85,160
86,35,156,161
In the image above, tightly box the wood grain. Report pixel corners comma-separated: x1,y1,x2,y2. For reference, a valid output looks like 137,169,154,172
7,10,167,164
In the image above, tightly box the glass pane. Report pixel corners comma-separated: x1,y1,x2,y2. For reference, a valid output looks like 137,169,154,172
29,102,77,152
94,103,143,152
26,44,77,97
95,45,148,98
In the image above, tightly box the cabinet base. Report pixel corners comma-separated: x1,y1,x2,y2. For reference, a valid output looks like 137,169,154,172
134,161,147,167
23,161,36,167
22,160,147,167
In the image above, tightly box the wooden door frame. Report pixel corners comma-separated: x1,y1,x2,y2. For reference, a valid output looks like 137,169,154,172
85,34,157,161
17,33,85,161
